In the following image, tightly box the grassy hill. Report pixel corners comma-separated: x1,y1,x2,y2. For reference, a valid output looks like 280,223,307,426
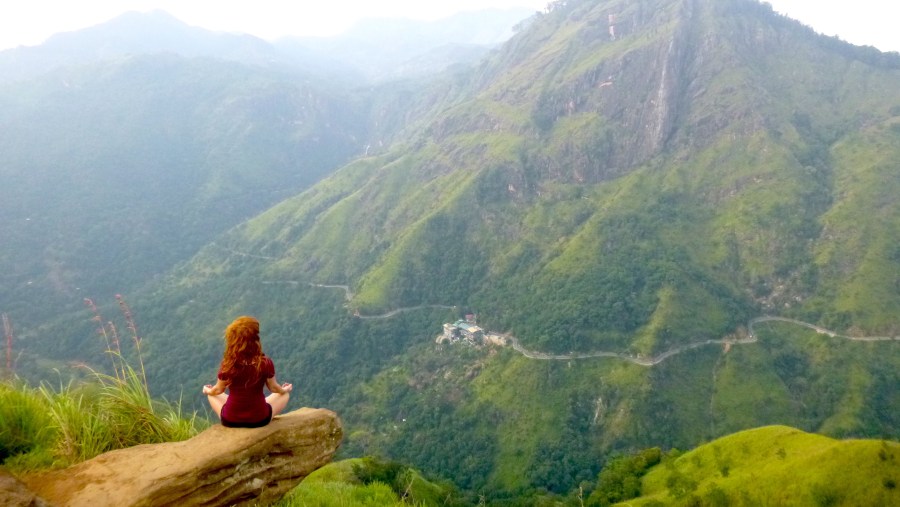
621,426,899,506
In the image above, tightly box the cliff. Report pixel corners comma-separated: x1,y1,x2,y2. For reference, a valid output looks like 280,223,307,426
21,408,342,507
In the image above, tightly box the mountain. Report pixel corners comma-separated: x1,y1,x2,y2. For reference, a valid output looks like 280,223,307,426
6,0,900,499
0,9,538,86
0,8,535,333
0,53,366,329
0,11,295,84
275,8,537,83
151,0,900,352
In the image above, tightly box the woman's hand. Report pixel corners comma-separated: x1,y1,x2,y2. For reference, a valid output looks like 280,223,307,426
267,377,293,395
203,379,227,396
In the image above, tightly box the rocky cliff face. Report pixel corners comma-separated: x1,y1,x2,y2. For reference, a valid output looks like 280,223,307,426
21,408,342,507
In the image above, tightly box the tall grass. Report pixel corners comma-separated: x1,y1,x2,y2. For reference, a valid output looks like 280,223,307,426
0,363,205,472
0,296,206,471
35,362,204,466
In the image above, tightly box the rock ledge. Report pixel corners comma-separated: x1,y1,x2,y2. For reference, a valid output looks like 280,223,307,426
22,407,342,507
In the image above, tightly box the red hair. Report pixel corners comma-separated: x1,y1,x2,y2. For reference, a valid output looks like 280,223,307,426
219,316,266,382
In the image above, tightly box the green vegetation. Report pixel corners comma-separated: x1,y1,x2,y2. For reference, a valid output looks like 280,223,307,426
0,382,56,468
586,447,662,506
277,458,468,507
627,426,900,506
0,364,203,471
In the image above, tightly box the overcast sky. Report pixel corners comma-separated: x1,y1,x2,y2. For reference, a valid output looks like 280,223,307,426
0,1,898,53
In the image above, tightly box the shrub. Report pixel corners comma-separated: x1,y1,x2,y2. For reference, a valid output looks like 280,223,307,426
586,447,663,506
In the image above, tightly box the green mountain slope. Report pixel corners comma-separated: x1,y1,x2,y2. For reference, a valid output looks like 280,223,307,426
14,0,900,498
162,0,900,352
623,426,899,506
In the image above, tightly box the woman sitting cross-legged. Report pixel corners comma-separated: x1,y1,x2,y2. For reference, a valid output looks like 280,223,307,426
202,316,293,428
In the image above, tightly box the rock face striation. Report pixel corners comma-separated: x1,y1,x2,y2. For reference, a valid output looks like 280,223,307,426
22,408,342,507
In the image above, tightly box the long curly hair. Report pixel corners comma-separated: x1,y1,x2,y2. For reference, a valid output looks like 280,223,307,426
219,316,266,382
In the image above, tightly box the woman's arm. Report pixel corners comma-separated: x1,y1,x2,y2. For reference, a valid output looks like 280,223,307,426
266,376,293,395
202,378,229,396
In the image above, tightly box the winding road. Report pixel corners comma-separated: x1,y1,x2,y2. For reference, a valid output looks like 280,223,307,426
747,316,899,342
299,278,898,366
227,246,898,367
501,334,757,366
356,305,457,320
501,316,897,367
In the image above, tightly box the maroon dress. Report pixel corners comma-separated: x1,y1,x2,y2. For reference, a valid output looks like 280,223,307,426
218,356,275,428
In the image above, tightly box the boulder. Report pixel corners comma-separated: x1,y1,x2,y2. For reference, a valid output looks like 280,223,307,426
21,408,342,507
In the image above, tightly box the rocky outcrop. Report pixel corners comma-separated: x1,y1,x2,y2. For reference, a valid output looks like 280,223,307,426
21,408,342,507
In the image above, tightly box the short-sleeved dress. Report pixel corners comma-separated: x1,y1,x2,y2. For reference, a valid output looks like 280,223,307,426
218,356,276,428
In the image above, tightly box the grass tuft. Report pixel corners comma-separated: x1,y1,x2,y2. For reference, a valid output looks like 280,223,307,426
1,361,204,471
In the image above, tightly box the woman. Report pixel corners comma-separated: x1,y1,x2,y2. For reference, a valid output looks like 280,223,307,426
203,316,293,428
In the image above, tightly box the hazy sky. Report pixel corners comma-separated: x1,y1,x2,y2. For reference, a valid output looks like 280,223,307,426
0,1,898,53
